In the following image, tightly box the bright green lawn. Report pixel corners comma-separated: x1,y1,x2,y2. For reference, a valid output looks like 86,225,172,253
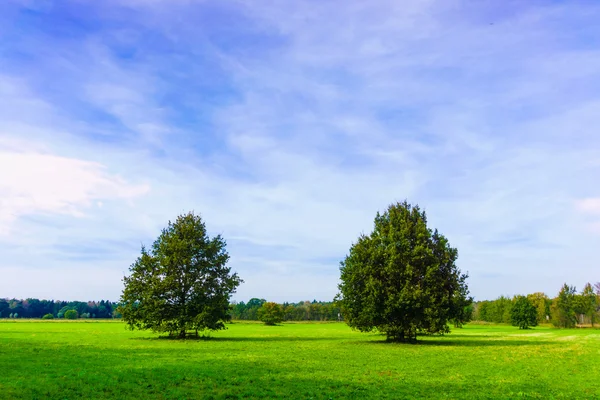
0,321,599,399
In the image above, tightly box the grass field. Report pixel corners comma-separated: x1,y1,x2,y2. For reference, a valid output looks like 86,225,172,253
0,321,599,399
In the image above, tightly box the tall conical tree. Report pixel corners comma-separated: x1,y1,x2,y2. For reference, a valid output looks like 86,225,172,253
581,283,598,327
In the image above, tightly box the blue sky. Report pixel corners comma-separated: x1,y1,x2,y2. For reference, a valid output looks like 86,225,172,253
1,0,599,302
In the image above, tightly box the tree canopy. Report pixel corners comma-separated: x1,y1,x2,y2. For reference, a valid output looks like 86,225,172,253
551,284,577,328
337,201,471,342
257,302,284,325
579,283,598,327
119,212,242,338
511,296,538,329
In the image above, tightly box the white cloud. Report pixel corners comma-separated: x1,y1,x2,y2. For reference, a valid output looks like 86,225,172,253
576,198,600,235
0,149,149,235
576,198,600,215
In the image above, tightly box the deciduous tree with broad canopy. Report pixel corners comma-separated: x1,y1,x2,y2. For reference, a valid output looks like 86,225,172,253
337,201,471,342
258,302,284,325
510,296,538,329
119,212,242,338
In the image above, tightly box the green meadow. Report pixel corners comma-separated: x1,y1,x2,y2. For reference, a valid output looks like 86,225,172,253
1,321,599,399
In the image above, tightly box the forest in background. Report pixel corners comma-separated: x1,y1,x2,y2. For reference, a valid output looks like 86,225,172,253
2,281,598,327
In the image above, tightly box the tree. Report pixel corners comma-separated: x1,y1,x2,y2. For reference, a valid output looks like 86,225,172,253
488,296,512,323
257,302,284,325
111,308,122,319
511,296,538,329
64,310,78,320
42,313,54,319
57,306,73,319
527,292,550,324
596,282,600,320
451,293,473,328
475,301,491,321
119,212,242,338
551,284,577,328
580,283,598,327
337,201,471,342
245,298,266,320
0,299,9,318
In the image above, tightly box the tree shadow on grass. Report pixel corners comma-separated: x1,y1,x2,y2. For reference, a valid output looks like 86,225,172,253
438,334,535,340
348,338,558,347
418,338,558,347
131,335,558,347
446,332,550,339
443,334,506,338
132,336,348,342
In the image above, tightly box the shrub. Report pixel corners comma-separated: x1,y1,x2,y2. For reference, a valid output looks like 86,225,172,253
42,313,54,320
258,302,284,325
57,306,71,319
64,310,79,320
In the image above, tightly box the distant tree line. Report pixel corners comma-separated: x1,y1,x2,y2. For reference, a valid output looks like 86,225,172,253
0,296,341,322
230,298,342,322
473,282,600,328
0,298,120,319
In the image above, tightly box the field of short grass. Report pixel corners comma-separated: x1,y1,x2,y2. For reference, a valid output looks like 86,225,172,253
0,320,598,399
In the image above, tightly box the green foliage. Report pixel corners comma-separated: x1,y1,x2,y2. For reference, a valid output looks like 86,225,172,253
510,296,538,329
231,299,342,322
338,201,471,342
4,299,120,319
119,212,242,338
64,310,78,320
578,283,598,326
474,296,514,323
257,302,284,325
526,292,550,324
42,313,54,320
551,284,577,328
452,300,473,328
57,306,72,319
231,298,266,320
490,296,513,323
474,301,490,321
